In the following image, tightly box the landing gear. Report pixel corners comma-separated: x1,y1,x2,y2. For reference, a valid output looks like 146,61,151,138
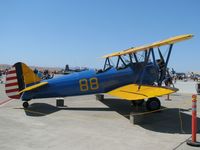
146,97,161,111
131,100,144,106
23,102,29,108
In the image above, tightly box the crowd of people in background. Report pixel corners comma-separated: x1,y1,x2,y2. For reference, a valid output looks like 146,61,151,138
0,69,8,84
33,68,55,80
0,68,55,84
1,67,200,85
163,70,200,87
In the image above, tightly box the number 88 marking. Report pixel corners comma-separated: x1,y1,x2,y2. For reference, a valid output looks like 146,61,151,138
79,78,99,91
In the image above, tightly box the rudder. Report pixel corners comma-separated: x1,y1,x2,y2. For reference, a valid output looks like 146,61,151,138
5,62,41,99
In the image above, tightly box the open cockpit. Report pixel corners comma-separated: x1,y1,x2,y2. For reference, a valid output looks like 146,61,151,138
98,41,176,87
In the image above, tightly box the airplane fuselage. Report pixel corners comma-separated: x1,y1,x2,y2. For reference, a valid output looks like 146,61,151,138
22,62,158,101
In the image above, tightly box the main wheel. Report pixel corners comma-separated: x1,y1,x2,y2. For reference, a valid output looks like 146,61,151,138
146,97,161,111
23,102,29,108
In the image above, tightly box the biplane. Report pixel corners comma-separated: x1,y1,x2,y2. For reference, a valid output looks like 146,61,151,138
5,34,193,110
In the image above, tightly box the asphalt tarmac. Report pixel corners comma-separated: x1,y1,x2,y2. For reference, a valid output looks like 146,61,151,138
0,79,200,150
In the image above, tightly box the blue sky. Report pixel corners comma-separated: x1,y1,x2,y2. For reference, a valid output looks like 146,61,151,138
0,0,199,72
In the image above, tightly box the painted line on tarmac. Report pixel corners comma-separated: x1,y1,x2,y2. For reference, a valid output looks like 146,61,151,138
0,98,13,106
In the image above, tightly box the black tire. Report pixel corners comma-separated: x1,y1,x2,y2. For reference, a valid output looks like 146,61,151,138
131,99,144,106
23,102,29,108
146,97,161,111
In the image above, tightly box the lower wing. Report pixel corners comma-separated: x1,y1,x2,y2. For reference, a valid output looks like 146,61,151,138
107,84,178,100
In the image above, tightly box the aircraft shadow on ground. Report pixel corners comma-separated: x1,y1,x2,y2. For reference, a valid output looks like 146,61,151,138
24,103,60,117
24,103,112,117
24,98,200,134
100,98,200,134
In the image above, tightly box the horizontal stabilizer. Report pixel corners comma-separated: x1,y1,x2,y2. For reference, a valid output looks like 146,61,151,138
19,82,48,94
107,84,178,100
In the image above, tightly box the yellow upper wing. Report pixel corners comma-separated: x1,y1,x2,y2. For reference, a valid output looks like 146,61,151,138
107,84,178,100
103,34,193,58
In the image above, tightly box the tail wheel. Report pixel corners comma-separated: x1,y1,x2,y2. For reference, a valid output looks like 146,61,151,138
23,102,29,108
146,97,161,111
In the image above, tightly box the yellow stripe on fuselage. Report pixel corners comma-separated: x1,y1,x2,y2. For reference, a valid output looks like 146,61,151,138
18,82,48,94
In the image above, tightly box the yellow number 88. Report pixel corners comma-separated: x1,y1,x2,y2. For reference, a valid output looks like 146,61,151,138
89,78,99,90
79,78,99,91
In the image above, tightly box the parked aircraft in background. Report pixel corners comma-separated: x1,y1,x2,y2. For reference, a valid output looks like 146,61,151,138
5,34,193,111
63,64,88,75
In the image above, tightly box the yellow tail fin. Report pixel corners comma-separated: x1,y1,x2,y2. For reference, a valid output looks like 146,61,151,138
5,62,41,99
20,63,41,85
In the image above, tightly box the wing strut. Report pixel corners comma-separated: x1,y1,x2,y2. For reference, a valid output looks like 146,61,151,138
138,50,151,90
103,58,111,71
157,44,173,85
133,53,139,63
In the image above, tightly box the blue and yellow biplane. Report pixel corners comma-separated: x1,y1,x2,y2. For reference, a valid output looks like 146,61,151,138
5,34,193,110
